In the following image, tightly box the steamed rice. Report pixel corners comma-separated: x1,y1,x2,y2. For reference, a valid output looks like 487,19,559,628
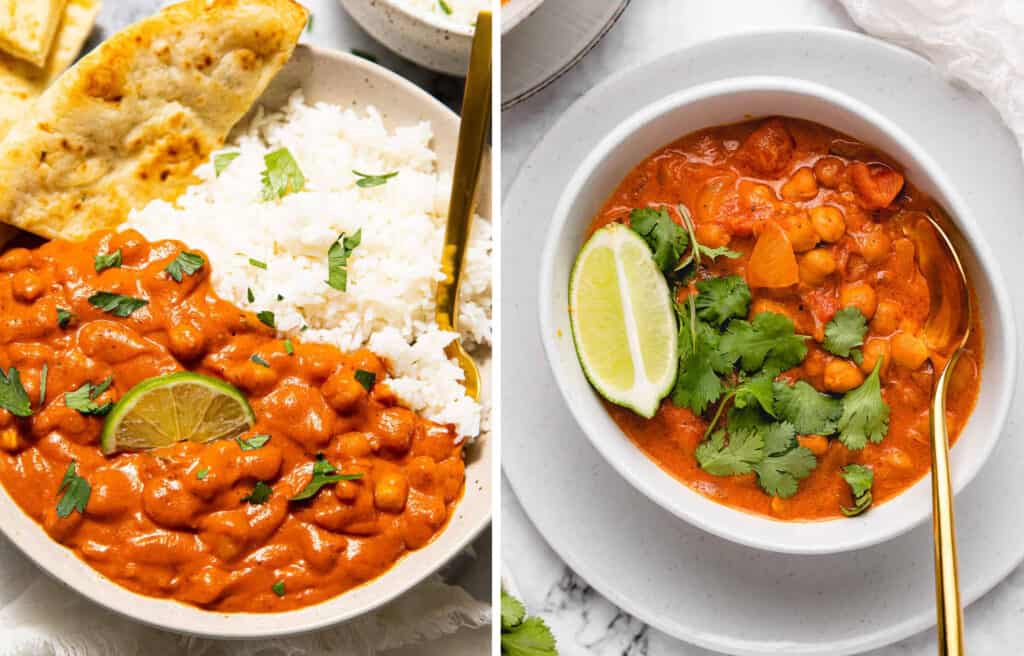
397,0,490,28
126,92,491,439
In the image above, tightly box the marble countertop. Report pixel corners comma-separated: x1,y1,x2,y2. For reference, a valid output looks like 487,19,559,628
501,1,1024,655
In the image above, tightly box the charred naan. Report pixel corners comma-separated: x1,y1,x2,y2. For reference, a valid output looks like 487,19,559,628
0,0,67,67
0,0,308,241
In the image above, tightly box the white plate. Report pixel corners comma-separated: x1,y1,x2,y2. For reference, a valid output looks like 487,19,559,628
0,44,492,639
502,28,1024,655
501,0,630,109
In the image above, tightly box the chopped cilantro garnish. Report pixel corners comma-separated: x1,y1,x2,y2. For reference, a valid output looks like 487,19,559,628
214,152,240,177
840,464,874,516
94,249,122,272
501,589,557,656
695,429,763,476
754,442,817,498
56,461,90,518
39,363,47,407
355,369,376,392
695,275,751,328
56,307,74,328
64,377,114,416
306,12,314,32
438,0,452,14
326,230,362,292
196,467,209,480
290,454,363,501
719,311,807,376
260,148,305,201
824,307,868,358
772,380,842,435
284,339,294,355
164,252,204,282
0,367,31,417
247,287,255,303
837,358,890,450
272,580,286,597
628,206,688,274
702,374,774,439
257,311,275,329
88,292,148,318
242,481,272,504
236,434,270,451
251,354,270,368
249,258,267,270
352,170,398,188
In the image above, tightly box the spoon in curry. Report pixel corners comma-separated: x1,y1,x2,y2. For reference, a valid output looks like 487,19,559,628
434,10,491,402
906,209,972,656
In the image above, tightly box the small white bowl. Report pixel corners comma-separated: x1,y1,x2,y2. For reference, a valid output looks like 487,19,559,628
339,0,477,76
539,76,1016,555
0,45,492,637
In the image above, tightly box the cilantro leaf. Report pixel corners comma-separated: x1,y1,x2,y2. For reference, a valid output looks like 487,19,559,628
196,467,209,480
824,307,868,358
247,287,255,303
772,380,842,435
695,275,751,327
695,429,764,476
164,251,204,283
719,312,807,375
291,454,363,501
501,589,526,631
353,170,398,188
64,377,114,416
284,339,294,355
841,463,874,517
88,292,148,318
438,0,453,14
257,311,276,329
754,445,817,498
0,367,31,417
355,369,376,392
56,461,91,518
326,230,362,291
251,354,270,368
242,481,273,504
671,336,724,415
501,617,558,656
236,434,270,451
733,375,774,416
261,148,305,201
249,257,267,270
272,580,286,597
94,250,122,272
214,152,240,177
39,363,47,407
727,404,772,434
629,207,689,273
837,359,890,450
697,244,742,261
760,421,797,456
56,307,74,328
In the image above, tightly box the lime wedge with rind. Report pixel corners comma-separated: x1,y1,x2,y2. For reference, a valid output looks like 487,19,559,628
100,372,256,454
569,223,678,418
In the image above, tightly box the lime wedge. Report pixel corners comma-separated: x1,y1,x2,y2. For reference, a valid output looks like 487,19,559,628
101,372,256,454
569,223,678,418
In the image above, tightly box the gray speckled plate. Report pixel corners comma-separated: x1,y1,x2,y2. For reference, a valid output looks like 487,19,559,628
502,28,1024,656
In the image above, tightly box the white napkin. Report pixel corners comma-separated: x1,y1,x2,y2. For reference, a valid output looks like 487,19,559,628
0,534,489,656
840,0,1024,160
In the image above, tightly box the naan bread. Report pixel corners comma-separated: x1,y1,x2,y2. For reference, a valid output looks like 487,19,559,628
0,0,101,138
0,0,68,67
0,0,308,241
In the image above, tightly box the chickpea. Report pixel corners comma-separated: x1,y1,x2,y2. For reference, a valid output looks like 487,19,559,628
839,281,877,319
740,181,779,214
694,222,731,249
799,248,837,285
0,248,31,272
780,167,819,201
12,270,43,303
881,447,913,471
780,212,819,252
322,368,368,414
891,332,929,370
797,435,830,456
372,407,416,454
0,427,22,451
750,298,796,324
871,300,900,335
334,479,360,502
860,338,891,375
168,324,205,361
770,496,787,514
374,472,409,513
809,206,846,243
859,229,891,265
337,431,373,458
803,349,827,377
824,359,865,393
813,157,846,188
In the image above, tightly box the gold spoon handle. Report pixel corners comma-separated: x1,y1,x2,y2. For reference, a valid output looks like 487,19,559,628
931,351,965,656
435,11,492,335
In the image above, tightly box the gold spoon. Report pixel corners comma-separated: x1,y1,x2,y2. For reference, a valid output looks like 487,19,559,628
434,10,491,402
906,208,972,656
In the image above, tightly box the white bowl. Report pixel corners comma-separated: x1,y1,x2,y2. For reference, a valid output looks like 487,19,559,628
539,76,1016,555
502,0,545,33
339,0,476,76
0,44,492,637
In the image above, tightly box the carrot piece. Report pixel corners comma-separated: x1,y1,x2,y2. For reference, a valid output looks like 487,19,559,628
747,221,799,288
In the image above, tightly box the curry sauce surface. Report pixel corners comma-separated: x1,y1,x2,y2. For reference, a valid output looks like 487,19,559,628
0,230,465,611
592,117,982,520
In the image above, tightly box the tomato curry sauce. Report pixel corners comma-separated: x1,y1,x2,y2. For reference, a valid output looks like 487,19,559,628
591,117,982,520
0,230,465,611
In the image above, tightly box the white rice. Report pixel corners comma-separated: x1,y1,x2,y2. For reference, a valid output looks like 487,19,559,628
126,92,491,440
397,0,490,28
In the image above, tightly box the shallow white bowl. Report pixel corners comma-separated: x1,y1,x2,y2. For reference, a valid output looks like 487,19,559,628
502,0,545,33
0,45,492,637
539,76,1015,555
339,0,476,75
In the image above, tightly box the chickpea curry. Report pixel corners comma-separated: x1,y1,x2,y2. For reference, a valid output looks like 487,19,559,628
587,117,981,521
0,230,465,611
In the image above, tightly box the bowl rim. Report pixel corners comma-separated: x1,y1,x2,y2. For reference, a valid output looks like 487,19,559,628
0,44,491,638
378,0,476,38
501,0,546,33
538,74,1017,555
